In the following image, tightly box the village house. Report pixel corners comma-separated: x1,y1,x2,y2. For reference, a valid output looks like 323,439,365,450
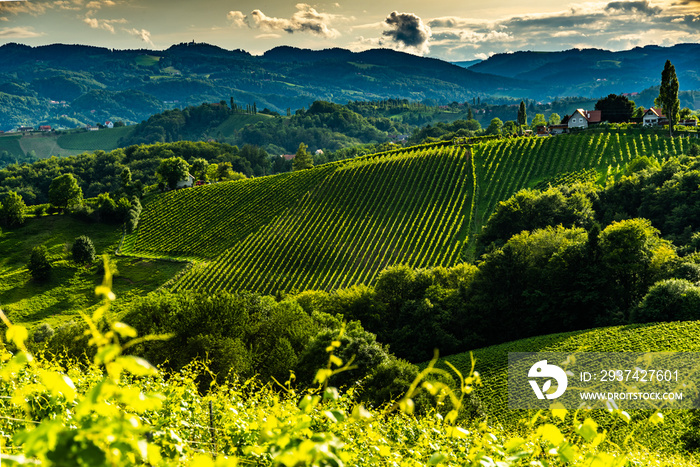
642,108,667,126
105,121,114,129
567,109,602,130
176,173,195,189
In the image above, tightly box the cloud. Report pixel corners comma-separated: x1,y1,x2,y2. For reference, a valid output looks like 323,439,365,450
383,11,431,54
124,27,154,47
424,0,700,60
0,0,51,17
255,33,282,39
83,16,126,33
474,52,495,60
231,3,341,38
605,0,662,14
0,25,44,38
227,10,246,28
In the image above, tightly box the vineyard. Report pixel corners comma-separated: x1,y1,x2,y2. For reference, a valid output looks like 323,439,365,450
469,131,686,230
123,130,690,294
172,145,475,293
121,165,338,259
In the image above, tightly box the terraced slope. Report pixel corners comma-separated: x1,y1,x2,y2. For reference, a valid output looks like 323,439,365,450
173,144,476,293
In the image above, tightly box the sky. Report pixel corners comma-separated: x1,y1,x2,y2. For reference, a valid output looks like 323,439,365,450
1,0,700,61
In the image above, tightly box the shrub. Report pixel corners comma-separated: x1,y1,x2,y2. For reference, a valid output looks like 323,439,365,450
28,245,51,281
33,323,55,343
295,324,390,389
72,235,96,264
631,279,700,323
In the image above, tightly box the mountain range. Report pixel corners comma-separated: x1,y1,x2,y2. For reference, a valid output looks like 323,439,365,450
1,42,700,130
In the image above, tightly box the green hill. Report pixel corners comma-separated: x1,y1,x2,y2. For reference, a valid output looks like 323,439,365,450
0,215,185,329
56,126,136,151
121,130,688,295
437,320,700,455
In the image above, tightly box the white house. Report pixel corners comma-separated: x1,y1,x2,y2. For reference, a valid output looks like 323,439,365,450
642,108,667,126
105,121,114,129
176,173,195,189
567,109,602,129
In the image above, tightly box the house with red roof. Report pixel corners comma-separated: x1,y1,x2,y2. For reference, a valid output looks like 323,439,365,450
642,108,668,126
567,109,602,130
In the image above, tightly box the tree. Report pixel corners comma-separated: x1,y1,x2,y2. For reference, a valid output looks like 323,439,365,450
503,120,518,135
292,143,314,171
595,94,635,123
28,245,51,281
548,113,561,125
517,101,527,134
0,191,26,227
48,173,82,211
530,113,547,130
72,235,96,264
156,156,189,189
120,167,132,189
190,158,209,181
486,118,503,135
656,60,680,137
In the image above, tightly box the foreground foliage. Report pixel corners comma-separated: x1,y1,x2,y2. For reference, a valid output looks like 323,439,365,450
1,273,696,466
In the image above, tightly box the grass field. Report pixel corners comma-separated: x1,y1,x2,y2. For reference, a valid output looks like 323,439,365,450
0,215,185,330
19,134,83,158
56,126,136,151
214,113,272,135
0,134,24,157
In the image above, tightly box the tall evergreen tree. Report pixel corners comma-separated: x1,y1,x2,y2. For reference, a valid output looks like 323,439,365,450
517,101,527,135
656,60,680,137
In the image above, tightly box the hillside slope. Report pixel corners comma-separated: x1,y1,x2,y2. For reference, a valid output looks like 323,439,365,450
123,131,689,294
436,320,700,456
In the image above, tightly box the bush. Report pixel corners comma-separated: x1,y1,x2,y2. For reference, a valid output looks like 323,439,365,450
631,279,700,323
295,324,390,389
72,235,96,264
33,323,55,343
28,245,51,281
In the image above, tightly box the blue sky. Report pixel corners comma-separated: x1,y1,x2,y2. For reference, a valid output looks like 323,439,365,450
1,0,700,60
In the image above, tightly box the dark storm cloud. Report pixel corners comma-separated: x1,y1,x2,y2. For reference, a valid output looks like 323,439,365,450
383,11,431,52
605,1,662,15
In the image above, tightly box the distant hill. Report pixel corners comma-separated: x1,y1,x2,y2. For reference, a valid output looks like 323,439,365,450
451,60,482,69
3,41,700,133
469,44,700,101
0,42,528,131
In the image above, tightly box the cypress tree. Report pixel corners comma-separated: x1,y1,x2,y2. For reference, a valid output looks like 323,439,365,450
656,60,680,137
